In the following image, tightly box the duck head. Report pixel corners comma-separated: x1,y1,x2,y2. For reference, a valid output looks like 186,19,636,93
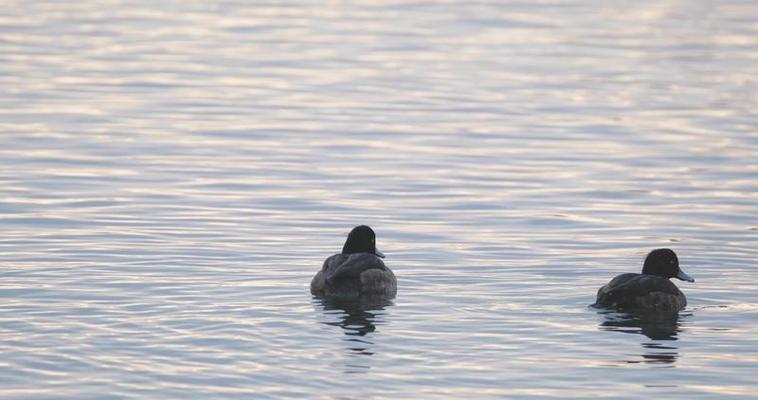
642,248,694,282
342,225,385,258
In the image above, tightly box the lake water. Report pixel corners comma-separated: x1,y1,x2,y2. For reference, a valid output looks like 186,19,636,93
1,1,757,398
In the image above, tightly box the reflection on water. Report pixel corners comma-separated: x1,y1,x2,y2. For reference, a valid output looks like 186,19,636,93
597,309,683,340
596,308,688,366
1,0,757,397
637,343,679,366
313,295,393,372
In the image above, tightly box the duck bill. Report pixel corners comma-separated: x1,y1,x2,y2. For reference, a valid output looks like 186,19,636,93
676,270,695,282
375,248,385,258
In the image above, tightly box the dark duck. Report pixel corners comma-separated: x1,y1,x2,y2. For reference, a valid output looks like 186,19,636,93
594,248,694,312
311,225,396,297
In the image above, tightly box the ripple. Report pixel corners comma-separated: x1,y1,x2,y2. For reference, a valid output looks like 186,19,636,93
2,0,758,398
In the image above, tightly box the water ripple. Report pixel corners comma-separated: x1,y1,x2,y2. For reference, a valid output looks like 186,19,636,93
2,0,758,398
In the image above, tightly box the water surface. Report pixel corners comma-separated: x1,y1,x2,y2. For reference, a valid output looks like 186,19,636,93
1,1,757,398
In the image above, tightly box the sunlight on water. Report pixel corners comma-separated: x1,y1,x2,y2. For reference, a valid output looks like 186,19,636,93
1,0,757,398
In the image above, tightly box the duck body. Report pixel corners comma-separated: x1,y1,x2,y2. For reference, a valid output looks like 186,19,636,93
593,248,693,312
311,252,396,297
311,225,397,298
594,273,686,312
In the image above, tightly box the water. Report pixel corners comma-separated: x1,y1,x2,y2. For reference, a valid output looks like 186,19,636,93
1,1,757,398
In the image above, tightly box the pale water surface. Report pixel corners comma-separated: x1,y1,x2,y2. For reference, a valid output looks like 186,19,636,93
1,1,757,399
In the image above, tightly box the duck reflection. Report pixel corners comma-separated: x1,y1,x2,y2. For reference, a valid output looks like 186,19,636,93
595,308,688,365
598,309,681,340
313,295,393,367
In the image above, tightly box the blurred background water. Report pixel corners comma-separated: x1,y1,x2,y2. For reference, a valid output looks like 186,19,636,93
1,0,757,398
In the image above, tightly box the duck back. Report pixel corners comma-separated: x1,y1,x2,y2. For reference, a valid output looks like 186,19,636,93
594,273,686,312
311,253,396,297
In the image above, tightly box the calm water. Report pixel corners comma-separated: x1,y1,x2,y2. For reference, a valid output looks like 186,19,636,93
1,1,757,398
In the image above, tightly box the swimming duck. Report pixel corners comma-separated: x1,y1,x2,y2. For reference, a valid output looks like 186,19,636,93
310,225,397,297
594,248,694,312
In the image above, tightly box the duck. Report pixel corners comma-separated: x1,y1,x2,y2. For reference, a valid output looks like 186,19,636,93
310,225,397,298
593,248,694,312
